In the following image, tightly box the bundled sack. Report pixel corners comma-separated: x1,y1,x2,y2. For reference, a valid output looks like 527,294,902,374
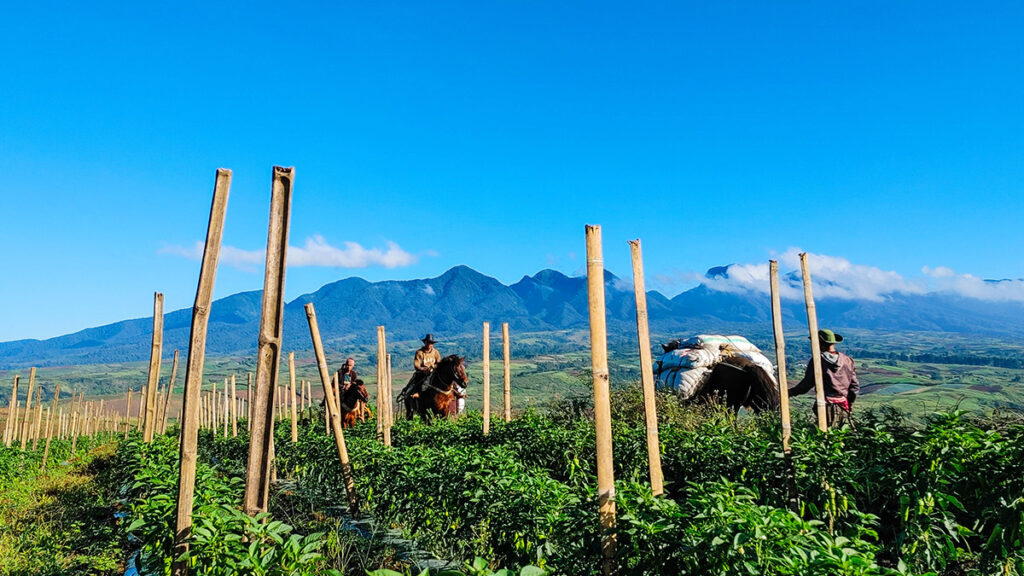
682,334,762,354
655,334,779,397
659,366,713,399
658,347,718,372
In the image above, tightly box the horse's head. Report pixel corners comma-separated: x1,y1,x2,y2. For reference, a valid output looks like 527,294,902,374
348,378,370,403
438,354,468,388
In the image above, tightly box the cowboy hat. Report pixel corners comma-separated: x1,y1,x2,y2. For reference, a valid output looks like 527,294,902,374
421,333,437,344
816,329,843,344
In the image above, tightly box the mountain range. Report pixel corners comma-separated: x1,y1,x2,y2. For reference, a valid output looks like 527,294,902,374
1,265,1023,369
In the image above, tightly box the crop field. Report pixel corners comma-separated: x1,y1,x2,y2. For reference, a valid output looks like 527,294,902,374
2,386,1023,576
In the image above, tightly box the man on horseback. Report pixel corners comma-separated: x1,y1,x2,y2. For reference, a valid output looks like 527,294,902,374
336,357,357,391
402,334,442,399
789,329,859,427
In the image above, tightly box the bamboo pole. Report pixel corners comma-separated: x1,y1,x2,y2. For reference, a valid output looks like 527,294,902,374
31,387,44,450
286,353,297,442
124,389,133,439
585,225,617,575
136,385,145,432
482,322,491,435
171,167,231,576
20,368,36,450
629,239,664,496
3,375,17,446
143,292,164,442
41,406,55,469
161,350,179,434
376,327,385,439
231,374,238,438
384,353,392,445
769,261,793,452
799,253,828,432
502,322,511,422
247,373,253,429
243,166,293,516
305,302,359,515
223,379,230,438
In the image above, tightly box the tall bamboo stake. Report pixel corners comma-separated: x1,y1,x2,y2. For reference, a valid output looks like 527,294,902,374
799,253,828,432
41,407,55,469
629,239,664,496
124,388,133,439
3,375,17,446
247,373,253,429
143,292,164,442
769,261,793,452
384,353,392,445
223,379,229,438
136,385,145,431
305,303,359,515
171,167,231,576
482,322,491,435
31,388,44,450
586,225,617,575
244,166,293,516
287,353,298,443
161,350,179,434
230,374,238,438
376,327,385,439
502,322,511,422
19,368,37,450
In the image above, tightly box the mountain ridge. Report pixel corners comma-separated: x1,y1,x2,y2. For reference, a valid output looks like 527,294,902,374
1,265,1022,369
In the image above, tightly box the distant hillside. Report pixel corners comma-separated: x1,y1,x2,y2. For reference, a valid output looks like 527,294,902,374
1,265,1023,369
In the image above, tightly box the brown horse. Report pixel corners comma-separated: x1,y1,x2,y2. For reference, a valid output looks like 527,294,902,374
338,378,370,428
401,355,467,424
697,355,780,414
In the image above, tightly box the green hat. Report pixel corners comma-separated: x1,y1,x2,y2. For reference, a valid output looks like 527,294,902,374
818,329,843,344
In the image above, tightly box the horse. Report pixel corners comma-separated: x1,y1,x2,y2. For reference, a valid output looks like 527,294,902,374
400,355,467,424
338,378,370,429
696,355,780,414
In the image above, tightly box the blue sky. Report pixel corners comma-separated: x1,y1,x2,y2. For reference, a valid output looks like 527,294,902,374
2,1,1023,341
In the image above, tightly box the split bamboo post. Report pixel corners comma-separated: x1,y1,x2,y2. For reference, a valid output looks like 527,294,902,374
3,375,17,446
769,261,793,452
143,292,164,442
585,225,617,575
136,385,145,431
231,374,238,437
628,239,664,496
376,328,385,439
502,322,511,422
799,253,828,432
305,302,359,515
171,167,231,576
243,166,293,516
223,379,229,438
289,353,298,443
124,389,133,439
482,322,491,435
31,388,44,450
161,350,179,434
20,368,37,450
41,407,55,469
384,353,392,445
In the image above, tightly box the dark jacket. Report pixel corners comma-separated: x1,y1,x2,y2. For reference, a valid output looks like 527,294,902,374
790,351,859,405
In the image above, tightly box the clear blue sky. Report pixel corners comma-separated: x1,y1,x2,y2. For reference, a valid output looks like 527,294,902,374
2,1,1022,341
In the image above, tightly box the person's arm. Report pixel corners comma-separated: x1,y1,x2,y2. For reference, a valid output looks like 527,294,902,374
846,357,859,407
414,350,425,371
788,360,815,396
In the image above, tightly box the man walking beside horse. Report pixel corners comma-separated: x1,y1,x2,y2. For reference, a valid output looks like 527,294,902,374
789,329,859,427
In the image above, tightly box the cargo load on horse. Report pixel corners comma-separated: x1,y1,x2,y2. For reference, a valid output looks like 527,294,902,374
655,334,780,413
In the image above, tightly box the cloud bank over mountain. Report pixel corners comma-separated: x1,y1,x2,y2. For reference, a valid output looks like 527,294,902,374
683,248,1024,304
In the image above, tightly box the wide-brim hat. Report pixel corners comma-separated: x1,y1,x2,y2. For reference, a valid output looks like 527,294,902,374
421,333,437,344
816,329,843,344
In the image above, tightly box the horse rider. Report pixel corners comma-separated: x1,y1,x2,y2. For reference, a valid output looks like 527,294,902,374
336,357,357,391
403,334,442,399
789,329,859,428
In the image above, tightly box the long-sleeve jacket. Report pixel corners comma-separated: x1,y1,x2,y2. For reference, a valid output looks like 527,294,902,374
790,351,859,404
414,347,441,372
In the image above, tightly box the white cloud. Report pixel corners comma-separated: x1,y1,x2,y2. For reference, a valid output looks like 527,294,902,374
160,235,421,271
423,285,436,296
692,248,1024,303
